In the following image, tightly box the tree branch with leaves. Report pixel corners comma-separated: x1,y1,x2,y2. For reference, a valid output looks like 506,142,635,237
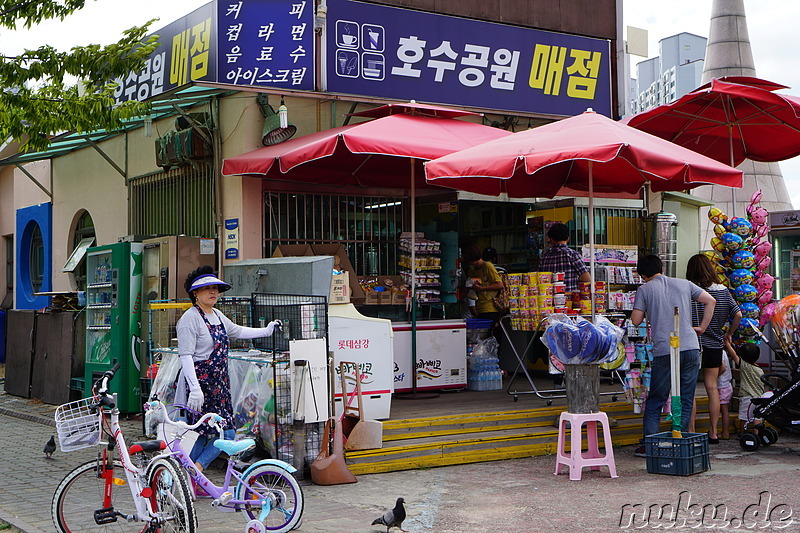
1,0,159,151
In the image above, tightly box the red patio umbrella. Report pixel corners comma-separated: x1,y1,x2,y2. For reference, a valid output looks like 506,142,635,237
623,77,800,168
425,109,743,311
425,109,742,431
222,103,512,398
623,76,800,217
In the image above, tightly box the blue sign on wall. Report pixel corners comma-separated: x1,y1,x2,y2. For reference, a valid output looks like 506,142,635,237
114,0,314,104
326,0,612,117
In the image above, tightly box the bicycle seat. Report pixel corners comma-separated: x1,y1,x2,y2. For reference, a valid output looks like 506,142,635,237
129,440,167,454
214,438,255,456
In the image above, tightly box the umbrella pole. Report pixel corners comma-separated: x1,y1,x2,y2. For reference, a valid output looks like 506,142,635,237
589,161,596,320
728,123,737,217
670,306,682,438
396,158,438,401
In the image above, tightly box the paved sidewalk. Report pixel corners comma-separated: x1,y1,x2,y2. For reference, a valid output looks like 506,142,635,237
2,381,800,532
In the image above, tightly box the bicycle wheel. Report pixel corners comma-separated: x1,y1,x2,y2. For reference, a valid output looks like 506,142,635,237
146,458,197,533
52,459,147,533
236,465,304,533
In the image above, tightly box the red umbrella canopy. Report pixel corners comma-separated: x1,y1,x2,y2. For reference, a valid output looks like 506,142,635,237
623,77,800,167
347,101,480,119
424,110,743,198
221,113,511,189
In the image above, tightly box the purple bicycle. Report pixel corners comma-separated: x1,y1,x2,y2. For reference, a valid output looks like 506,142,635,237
145,399,303,533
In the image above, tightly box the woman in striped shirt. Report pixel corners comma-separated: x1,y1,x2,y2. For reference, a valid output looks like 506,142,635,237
686,253,742,443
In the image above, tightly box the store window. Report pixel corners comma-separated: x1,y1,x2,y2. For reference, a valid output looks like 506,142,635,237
29,224,44,293
264,191,406,275
63,211,96,290
130,162,215,238
4,235,12,294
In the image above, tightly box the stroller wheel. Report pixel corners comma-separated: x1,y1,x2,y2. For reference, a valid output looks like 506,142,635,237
762,427,779,445
740,432,761,451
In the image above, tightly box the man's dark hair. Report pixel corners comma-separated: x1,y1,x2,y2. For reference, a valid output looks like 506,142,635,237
546,223,570,242
637,254,663,278
481,247,498,262
737,343,761,365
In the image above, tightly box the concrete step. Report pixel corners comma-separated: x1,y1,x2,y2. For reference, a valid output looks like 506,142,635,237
345,397,729,475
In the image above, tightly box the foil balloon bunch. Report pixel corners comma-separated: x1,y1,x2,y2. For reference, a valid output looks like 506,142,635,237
707,190,774,344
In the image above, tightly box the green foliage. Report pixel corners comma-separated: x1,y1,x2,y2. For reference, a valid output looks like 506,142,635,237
0,1,159,152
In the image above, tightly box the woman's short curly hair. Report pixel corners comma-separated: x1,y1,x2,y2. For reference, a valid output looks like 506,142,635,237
184,265,215,303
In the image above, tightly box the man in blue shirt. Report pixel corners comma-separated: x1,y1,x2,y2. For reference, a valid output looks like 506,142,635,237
630,254,715,456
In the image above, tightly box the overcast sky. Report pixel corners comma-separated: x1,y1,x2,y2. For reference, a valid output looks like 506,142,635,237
1,0,797,209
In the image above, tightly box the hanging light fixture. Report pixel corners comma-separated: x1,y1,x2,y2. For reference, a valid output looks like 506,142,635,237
257,94,297,145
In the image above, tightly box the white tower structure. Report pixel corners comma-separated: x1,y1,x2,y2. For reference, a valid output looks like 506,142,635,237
693,0,792,246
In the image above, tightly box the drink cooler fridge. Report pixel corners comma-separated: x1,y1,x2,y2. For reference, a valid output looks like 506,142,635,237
84,242,143,412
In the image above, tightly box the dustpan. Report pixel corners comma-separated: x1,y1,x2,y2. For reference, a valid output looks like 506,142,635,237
339,361,383,451
309,417,357,485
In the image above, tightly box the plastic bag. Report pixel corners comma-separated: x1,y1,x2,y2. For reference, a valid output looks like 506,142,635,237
541,314,623,365
471,337,498,360
149,352,181,405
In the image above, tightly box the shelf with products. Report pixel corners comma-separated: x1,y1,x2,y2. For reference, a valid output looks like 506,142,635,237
398,233,441,304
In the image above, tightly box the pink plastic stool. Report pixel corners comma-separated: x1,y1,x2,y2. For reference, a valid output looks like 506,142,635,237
554,411,618,481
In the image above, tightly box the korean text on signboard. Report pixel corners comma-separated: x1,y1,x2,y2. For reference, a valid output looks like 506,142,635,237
114,0,314,104
326,0,612,117
218,0,314,89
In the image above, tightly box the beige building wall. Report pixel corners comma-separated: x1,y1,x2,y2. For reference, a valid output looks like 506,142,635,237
0,157,51,305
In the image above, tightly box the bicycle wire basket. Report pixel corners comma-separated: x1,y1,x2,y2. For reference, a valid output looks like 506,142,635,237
55,397,102,452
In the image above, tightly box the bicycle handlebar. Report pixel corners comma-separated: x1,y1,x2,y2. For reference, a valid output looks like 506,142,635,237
147,400,225,438
90,360,121,409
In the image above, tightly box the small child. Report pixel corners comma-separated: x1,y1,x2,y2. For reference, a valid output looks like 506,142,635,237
717,350,734,439
726,340,765,431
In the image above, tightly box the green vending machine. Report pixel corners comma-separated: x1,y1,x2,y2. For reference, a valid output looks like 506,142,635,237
85,241,144,412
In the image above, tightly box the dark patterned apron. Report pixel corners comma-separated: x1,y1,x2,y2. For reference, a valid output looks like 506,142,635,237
187,305,234,438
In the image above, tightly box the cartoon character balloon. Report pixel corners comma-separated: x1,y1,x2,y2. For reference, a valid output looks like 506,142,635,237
734,283,758,302
728,217,753,237
729,268,755,287
721,232,743,251
737,317,759,337
739,302,760,319
714,224,727,237
756,255,772,272
731,250,756,269
754,241,772,260
759,301,777,327
710,237,726,253
749,207,768,227
755,273,775,293
757,290,774,307
708,207,728,226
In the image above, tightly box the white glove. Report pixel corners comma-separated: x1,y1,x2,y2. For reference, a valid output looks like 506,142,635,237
187,389,204,412
180,354,204,412
264,319,282,336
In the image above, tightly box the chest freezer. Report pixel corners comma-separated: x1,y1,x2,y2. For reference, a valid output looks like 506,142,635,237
329,304,394,420
392,319,467,393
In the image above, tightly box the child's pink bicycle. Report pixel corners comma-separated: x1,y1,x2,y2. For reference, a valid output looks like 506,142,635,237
145,399,304,533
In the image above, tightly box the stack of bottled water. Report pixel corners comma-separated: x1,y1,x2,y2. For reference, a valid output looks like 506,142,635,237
467,337,503,391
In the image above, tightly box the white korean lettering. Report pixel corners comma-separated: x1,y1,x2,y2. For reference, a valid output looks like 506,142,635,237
391,35,426,78
427,40,457,82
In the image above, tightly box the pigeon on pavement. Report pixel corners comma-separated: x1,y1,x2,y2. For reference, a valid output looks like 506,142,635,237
44,435,56,459
371,497,407,533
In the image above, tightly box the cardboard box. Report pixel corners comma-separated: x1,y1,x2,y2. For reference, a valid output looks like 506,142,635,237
330,272,350,304
364,290,388,305
272,244,314,257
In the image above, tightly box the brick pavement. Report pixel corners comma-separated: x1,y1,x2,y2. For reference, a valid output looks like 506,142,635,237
2,382,800,532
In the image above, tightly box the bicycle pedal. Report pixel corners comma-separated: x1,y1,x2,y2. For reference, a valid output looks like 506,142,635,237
94,507,118,525
212,491,233,506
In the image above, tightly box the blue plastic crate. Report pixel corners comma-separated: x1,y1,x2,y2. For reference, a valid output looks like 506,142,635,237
466,318,494,330
645,432,710,476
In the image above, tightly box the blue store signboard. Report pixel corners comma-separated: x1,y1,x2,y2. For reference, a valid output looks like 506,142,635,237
326,0,612,117
113,0,314,104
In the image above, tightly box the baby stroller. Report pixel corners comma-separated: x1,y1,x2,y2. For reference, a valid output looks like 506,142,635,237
738,317,800,451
